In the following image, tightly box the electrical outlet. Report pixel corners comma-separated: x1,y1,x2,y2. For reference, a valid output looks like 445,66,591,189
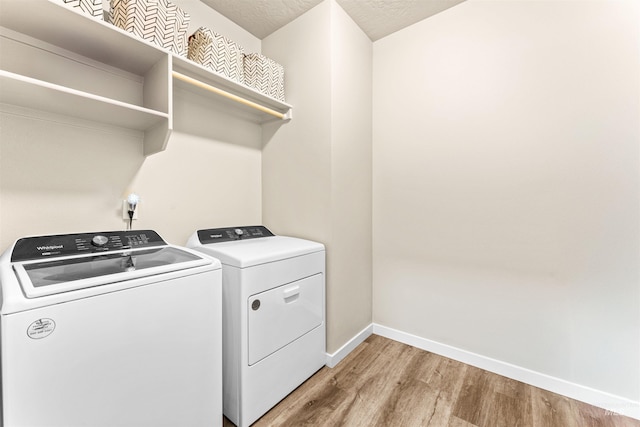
122,200,139,220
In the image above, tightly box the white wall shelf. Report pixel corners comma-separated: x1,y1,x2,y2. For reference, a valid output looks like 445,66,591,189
0,70,169,131
173,56,292,122
0,0,292,155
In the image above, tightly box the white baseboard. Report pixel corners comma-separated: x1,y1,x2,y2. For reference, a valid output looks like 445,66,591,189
372,323,640,420
325,324,373,368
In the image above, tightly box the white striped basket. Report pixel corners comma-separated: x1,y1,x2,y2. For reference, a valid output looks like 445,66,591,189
110,0,190,56
243,53,285,102
57,0,104,19
187,27,244,84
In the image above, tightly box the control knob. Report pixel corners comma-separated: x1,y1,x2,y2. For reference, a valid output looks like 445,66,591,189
91,235,109,247
234,228,244,238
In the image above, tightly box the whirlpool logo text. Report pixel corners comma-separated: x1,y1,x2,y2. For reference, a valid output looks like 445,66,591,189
36,245,64,251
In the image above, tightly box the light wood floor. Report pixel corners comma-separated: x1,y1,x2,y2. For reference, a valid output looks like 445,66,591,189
224,334,640,427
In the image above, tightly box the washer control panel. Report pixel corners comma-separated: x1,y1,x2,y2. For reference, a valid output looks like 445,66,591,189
11,230,166,262
197,225,274,244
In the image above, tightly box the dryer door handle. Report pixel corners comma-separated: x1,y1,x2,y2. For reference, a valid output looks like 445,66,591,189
283,285,300,302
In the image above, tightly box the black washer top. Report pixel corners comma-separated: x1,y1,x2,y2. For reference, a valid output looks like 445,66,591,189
11,230,166,262
196,225,274,244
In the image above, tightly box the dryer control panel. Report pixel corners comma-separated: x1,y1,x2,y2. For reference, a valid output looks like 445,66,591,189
11,230,166,262
197,226,274,244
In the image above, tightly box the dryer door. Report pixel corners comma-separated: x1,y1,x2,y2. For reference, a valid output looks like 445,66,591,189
248,273,323,365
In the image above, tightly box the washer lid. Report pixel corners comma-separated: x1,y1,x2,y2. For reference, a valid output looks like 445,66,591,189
6,230,215,298
13,246,211,298
192,235,324,268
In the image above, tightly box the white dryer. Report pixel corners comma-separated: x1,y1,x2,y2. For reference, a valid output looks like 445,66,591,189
0,230,222,427
187,226,326,427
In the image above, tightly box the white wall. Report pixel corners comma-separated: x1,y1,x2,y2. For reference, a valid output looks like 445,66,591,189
260,1,333,246
373,0,639,402
329,1,373,355
262,0,373,354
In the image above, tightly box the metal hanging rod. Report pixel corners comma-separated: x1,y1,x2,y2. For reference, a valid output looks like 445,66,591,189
172,71,287,120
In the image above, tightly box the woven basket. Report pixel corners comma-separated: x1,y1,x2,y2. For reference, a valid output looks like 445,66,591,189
57,0,104,19
110,0,190,56
243,53,285,102
188,27,244,84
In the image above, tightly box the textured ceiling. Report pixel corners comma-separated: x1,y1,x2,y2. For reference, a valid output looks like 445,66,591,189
201,0,467,41
337,0,467,41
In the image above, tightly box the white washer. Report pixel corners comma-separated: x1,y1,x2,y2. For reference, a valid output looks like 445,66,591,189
187,226,326,427
0,230,222,427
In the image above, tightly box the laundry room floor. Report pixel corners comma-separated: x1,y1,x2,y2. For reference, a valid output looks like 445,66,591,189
224,334,639,427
